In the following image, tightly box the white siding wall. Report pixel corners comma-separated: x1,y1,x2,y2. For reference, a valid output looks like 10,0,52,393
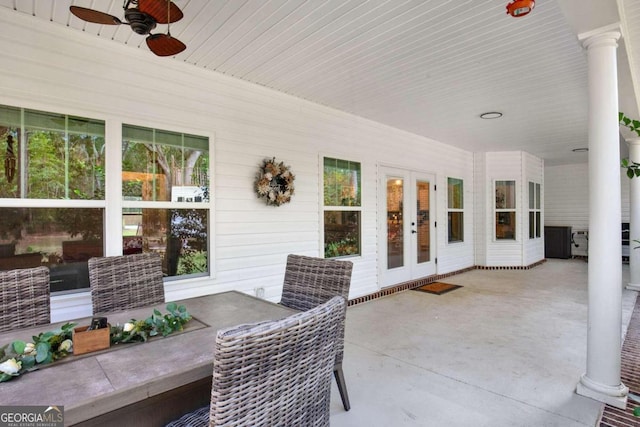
485,152,524,266
474,153,487,265
544,162,630,258
436,152,475,274
544,164,590,230
473,151,545,267
523,152,545,265
0,11,479,321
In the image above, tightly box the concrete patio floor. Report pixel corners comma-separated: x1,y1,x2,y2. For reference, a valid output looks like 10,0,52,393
329,259,638,427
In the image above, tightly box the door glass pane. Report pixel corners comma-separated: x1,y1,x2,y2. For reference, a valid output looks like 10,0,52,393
387,177,403,269
416,180,430,263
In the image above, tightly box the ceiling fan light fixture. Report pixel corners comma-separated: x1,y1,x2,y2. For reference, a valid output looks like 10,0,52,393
506,0,535,18
69,0,186,57
124,8,157,35
480,112,503,119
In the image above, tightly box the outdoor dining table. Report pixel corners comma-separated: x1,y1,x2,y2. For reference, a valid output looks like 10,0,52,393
0,291,297,426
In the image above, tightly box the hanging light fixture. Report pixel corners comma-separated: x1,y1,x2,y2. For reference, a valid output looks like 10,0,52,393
480,112,503,119
506,0,535,18
4,135,16,183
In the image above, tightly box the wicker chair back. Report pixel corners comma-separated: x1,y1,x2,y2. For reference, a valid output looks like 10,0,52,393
88,253,164,314
280,254,353,312
280,253,353,411
0,266,50,332
165,296,346,427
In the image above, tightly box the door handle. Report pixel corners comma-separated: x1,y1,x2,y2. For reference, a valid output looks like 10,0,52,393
411,230,417,234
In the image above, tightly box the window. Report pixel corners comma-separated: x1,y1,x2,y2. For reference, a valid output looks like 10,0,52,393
495,180,516,240
323,157,361,258
447,177,464,243
0,104,106,292
0,106,105,200
529,182,541,239
0,107,212,292
122,124,210,279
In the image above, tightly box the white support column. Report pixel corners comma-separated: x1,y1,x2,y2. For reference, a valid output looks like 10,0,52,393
575,29,628,409
104,119,123,256
628,137,640,290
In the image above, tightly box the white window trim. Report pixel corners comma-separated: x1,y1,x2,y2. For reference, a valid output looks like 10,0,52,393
494,179,517,241
319,153,363,259
117,121,215,283
447,177,464,244
528,181,541,239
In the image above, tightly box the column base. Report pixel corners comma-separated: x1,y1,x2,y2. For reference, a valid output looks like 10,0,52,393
576,374,628,409
626,283,640,291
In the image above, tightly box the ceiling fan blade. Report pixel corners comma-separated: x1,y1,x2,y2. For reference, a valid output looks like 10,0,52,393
146,33,186,57
139,0,183,24
69,6,122,25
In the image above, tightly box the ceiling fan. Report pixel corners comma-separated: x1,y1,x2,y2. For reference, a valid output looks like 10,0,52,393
69,0,186,57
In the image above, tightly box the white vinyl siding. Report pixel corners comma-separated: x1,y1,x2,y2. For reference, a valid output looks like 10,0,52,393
523,152,544,265
2,9,481,320
544,163,629,258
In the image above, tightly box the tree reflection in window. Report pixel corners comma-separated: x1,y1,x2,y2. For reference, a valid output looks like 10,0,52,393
122,124,210,278
323,157,361,258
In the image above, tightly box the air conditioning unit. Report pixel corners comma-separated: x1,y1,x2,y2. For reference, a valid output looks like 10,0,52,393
623,223,630,263
571,230,588,258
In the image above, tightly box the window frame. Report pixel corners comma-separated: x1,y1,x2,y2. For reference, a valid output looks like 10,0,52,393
0,104,107,294
0,104,216,296
447,177,464,243
0,105,106,201
321,155,362,259
120,122,213,282
494,179,517,241
528,181,541,239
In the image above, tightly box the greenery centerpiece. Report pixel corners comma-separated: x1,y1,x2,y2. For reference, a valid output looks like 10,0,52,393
110,302,191,344
0,322,75,382
0,303,191,383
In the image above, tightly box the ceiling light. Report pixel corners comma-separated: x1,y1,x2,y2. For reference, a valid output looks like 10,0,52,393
506,0,535,18
572,148,588,153
480,112,502,119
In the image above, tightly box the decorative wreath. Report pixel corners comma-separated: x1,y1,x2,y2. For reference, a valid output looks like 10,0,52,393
255,157,295,206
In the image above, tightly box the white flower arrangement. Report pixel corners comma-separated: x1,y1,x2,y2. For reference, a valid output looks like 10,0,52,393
0,322,76,383
255,157,295,206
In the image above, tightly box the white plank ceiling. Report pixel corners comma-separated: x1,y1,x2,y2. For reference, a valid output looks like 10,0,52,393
1,0,639,166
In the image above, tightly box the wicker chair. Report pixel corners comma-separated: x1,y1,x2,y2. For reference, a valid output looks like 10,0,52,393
88,253,165,314
280,254,354,411
165,296,346,427
0,266,51,333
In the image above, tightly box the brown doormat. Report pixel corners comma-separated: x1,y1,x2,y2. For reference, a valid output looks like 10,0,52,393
413,282,462,295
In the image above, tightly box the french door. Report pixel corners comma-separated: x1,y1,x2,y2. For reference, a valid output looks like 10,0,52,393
379,166,436,286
